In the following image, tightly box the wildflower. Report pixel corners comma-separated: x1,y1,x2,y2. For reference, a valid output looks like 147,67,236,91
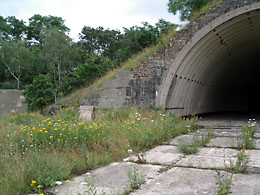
37,185,43,188
65,179,70,183
31,180,37,184
29,134,33,136
128,149,133,154
49,136,53,139
39,193,44,195
56,181,62,185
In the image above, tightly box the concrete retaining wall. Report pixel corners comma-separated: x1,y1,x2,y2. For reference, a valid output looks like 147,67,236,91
80,59,165,109
0,89,27,115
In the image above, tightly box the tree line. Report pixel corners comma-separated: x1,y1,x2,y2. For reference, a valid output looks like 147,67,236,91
0,14,174,112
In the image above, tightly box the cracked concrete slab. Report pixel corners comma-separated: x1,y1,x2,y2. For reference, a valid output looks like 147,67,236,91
231,174,260,194
125,145,184,165
48,162,161,195
131,167,222,195
176,148,238,169
244,150,260,173
207,137,239,148
169,134,200,145
191,129,242,137
177,155,236,169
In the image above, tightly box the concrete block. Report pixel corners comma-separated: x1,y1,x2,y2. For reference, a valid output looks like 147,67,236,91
103,79,117,88
103,79,130,88
79,106,94,121
86,89,101,97
116,70,131,80
0,89,27,115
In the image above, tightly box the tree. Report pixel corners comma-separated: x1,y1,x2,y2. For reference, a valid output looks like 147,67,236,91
0,38,31,89
40,28,79,102
23,74,54,113
0,16,26,40
27,14,69,45
168,0,210,21
79,26,121,59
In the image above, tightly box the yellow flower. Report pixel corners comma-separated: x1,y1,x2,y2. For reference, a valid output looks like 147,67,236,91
37,184,43,188
31,180,37,184
29,134,33,136
39,193,44,195
49,136,53,139
59,133,62,136
44,131,48,133
65,179,70,183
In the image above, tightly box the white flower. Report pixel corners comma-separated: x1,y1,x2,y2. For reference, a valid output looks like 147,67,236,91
81,182,88,185
56,181,62,185
151,120,154,122
137,118,141,120
128,149,133,154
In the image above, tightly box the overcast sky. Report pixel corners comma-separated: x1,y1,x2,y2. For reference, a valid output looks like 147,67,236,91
0,0,184,41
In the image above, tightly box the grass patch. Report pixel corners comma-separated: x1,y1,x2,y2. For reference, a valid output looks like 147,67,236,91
0,107,196,194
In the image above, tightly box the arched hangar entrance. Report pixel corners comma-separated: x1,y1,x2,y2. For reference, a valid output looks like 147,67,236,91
157,3,260,116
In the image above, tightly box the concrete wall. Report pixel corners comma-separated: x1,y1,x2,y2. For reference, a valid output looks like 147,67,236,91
80,59,165,109
0,89,27,115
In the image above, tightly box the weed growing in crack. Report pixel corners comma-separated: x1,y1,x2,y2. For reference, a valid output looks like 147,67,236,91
178,141,199,155
228,150,250,174
122,166,145,195
214,170,232,195
178,126,215,155
79,180,107,195
195,126,215,147
237,120,257,149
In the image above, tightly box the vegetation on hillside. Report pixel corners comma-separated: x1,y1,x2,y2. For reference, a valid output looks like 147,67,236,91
0,14,175,111
168,0,223,21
